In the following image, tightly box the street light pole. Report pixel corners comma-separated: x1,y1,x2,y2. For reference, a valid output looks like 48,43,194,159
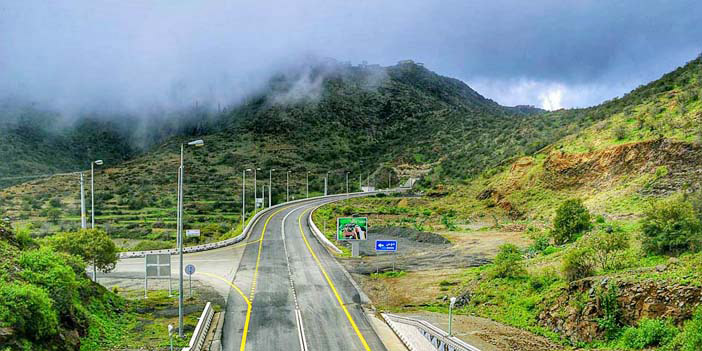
346,172,349,195
177,139,204,338
80,172,86,229
269,169,275,207
253,168,257,204
324,172,328,196
306,171,310,198
91,160,103,229
242,169,251,224
286,171,291,202
449,296,457,337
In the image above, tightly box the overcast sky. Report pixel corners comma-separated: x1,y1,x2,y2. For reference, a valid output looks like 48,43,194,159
1,0,701,113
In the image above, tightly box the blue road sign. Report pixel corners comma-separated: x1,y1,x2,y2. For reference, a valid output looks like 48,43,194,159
375,240,398,252
184,264,196,275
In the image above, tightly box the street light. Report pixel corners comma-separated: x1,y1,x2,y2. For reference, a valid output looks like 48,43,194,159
306,171,310,198
286,170,291,202
177,139,204,338
242,169,252,224
346,172,350,196
79,172,86,229
269,169,275,207
91,160,103,229
254,168,261,209
324,171,330,196
449,296,457,337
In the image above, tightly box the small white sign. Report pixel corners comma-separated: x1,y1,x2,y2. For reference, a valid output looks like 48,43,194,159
186,229,200,237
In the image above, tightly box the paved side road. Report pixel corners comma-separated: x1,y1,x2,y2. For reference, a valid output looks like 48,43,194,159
221,197,387,351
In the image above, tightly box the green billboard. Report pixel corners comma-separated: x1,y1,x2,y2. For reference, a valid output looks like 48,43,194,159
336,217,368,241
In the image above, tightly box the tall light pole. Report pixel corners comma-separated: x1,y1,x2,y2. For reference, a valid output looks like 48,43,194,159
286,170,291,202
91,160,103,229
177,139,204,338
80,172,86,229
346,172,350,195
324,171,330,196
448,296,457,337
359,173,362,192
242,168,251,224
254,168,260,208
269,169,275,207
306,171,310,198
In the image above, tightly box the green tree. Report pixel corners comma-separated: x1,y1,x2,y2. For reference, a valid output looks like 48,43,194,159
551,199,592,245
584,226,630,271
46,229,118,279
562,246,595,282
46,207,61,223
641,197,702,255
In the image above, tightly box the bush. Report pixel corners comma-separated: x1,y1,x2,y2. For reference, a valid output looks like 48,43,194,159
562,246,594,282
618,318,678,349
598,284,623,340
489,244,526,278
552,199,592,245
0,282,59,339
664,306,702,351
641,196,702,255
133,240,172,251
527,230,551,255
584,227,630,271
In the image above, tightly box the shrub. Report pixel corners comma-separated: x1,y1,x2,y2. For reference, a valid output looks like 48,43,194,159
618,318,678,349
562,246,594,282
584,227,630,271
598,284,623,340
641,196,702,255
0,282,59,339
664,306,702,351
133,240,171,251
613,124,628,140
552,199,592,245
489,244,526,279
527,230,551,255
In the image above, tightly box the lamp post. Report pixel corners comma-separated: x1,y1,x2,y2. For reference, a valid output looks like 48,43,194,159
286,170,291,202
269,169,275,207
449,296,457,337
177,139,204,338
346,172,350,195
306,171,310,198
242,169,251,224
324,171,329,196
79,172,86,229
91,160,103,229
254,168,260,208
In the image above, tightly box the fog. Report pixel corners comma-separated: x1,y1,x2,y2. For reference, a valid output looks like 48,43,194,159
1,0,701,115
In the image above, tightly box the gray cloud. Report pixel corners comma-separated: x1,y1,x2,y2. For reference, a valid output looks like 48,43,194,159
1,0,701,113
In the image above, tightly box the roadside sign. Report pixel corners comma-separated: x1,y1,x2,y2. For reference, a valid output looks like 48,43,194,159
185,264,195,275
337,217,368,241
186,229,200,237
144,253,172,298
375,240,398,252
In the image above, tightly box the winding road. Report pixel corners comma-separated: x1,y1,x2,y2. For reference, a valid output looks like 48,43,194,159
216,196,387,351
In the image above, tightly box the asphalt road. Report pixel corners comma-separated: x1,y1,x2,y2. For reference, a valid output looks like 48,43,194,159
221,196,387,351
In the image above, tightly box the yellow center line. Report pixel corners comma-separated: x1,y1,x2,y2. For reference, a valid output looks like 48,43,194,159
240,206,290,351
198,271,251,305
297,208,372,351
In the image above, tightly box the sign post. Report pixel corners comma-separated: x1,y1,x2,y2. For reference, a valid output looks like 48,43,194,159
337,217,368,257
145,253,172,298
375,239,398,272
185,264,196,298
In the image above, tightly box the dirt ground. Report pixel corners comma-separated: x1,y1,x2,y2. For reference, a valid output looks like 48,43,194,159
402,311,562,351
339,225,562,351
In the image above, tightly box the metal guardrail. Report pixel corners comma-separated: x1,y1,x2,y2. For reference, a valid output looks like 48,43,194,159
182,302,214,351
118,192,377,259
382,313,481,351
307,206,343,254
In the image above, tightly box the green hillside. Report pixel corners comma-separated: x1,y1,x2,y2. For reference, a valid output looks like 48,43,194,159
1,59,613,248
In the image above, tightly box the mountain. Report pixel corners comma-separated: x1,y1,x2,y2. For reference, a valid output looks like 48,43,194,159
433,54,702,220
0,58,604,247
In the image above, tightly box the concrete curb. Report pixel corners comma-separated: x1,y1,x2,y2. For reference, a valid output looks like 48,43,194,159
118,192,371,259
